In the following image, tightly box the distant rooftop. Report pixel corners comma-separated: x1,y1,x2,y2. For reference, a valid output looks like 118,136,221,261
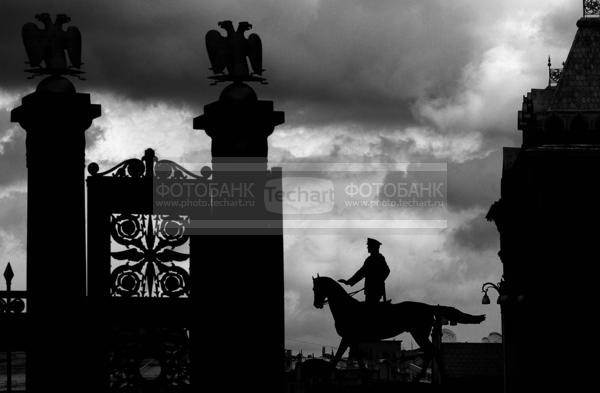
517,10,600,147
550,17,600,111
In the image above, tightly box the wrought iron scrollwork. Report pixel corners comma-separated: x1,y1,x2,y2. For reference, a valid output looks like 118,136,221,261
0,298,25,314
548,56,563,87
110,214,190,298
108,327,190,392
549,68,562,86
154,159,206,180
88,148,211,180
584,0,600,16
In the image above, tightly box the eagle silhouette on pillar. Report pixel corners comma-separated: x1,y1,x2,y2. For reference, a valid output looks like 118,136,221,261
22,13,84,79
205,21,266,84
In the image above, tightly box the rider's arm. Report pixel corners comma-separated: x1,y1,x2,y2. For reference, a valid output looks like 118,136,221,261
346,264,366,286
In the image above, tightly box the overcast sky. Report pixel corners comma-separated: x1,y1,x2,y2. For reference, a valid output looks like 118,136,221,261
0,0,583,352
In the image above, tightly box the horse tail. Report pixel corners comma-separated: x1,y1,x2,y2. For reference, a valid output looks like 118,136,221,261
434,305,485,325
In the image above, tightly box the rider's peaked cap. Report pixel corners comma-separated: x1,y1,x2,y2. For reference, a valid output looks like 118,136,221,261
367,238,382,246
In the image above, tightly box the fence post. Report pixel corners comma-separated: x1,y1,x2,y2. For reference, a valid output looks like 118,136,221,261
3,262,14,393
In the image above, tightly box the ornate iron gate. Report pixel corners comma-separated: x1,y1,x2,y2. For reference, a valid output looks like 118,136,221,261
86,148,210,392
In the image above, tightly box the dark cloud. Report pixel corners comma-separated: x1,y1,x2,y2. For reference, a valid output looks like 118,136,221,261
450,211,499,252
0,0,497,129
447,149,502,211
1,0,576,162
271,133,505,213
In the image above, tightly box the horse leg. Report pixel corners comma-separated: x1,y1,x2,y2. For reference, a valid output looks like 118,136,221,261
331,337,349,370
411,330,434,383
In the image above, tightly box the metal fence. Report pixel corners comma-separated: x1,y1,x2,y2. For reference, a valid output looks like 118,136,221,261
0,263,27,392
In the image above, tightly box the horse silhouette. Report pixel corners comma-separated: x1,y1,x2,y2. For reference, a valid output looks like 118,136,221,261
312,276,485,382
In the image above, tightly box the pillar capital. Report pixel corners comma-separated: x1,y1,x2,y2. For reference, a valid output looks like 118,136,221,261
11,79,100,132
193,82,284,159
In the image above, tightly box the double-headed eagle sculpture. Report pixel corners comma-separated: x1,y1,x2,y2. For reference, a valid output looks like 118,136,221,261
22,13,83,79
205,21,265,84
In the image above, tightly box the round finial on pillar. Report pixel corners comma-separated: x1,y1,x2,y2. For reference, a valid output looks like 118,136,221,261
36,76,76,94
88,162,100,176
219,82,258,102
200,166,213,178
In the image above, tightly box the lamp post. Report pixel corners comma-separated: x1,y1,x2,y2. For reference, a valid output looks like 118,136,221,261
481,281,504,305
481,280,507,393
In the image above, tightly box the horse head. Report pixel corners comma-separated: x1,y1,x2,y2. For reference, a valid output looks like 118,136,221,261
312,274,327,309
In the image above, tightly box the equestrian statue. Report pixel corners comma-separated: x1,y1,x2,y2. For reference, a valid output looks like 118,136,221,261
312,275,485,382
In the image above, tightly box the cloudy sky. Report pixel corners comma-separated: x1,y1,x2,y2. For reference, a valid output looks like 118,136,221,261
0,0,583,352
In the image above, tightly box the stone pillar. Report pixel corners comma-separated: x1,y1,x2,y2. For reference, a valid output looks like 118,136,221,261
11,76,100,393
195,82,284,169
193,82,284,391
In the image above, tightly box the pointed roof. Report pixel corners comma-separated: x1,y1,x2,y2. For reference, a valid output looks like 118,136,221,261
551,18,600,111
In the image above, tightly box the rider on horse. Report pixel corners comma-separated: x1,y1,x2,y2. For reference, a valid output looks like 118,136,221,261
338,238,390,304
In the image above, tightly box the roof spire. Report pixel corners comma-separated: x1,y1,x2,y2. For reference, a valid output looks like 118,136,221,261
583,0,600,17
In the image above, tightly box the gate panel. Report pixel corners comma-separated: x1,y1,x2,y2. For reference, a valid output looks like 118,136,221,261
86,148,209,392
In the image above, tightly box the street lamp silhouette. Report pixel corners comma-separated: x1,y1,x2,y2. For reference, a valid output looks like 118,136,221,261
481,279,507,393
481,281,503,304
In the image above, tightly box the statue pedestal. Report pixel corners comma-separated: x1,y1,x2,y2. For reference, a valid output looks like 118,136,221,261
11,77,100,393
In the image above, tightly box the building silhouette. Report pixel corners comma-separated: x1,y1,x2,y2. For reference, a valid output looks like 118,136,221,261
487,7,600,392
440,343,503,391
